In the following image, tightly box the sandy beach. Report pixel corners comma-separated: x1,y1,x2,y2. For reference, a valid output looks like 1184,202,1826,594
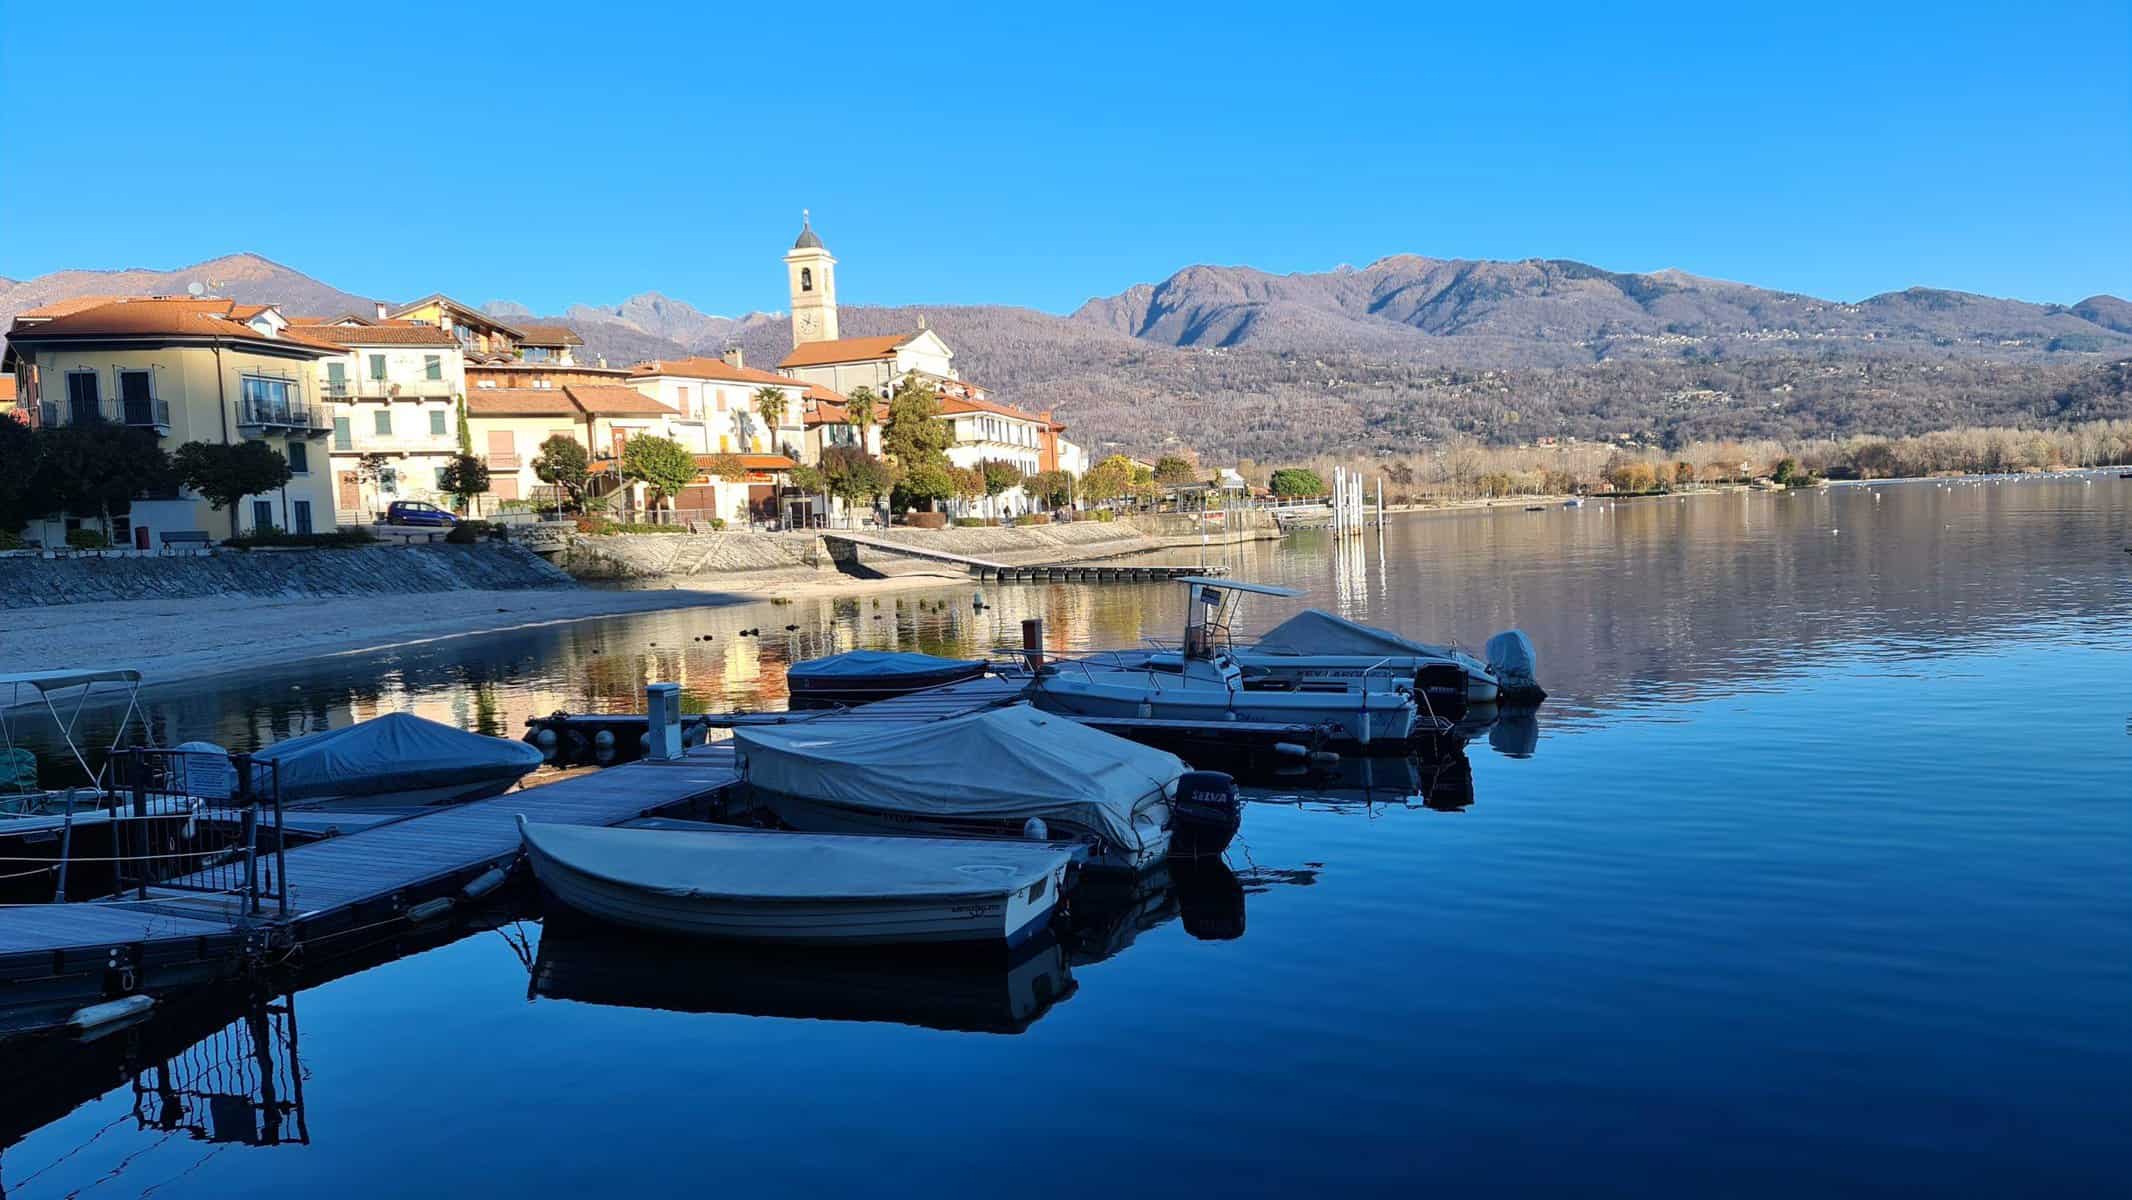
1,565,982,696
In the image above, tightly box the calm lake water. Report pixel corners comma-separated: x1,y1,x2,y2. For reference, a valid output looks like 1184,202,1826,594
4,475,2128,1197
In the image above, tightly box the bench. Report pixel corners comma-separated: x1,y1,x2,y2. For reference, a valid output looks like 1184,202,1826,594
160,530,212,548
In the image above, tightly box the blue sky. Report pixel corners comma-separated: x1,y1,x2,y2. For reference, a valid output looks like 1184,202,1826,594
3,1,2126,316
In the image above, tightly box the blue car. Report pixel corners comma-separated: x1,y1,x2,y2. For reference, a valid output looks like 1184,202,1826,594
385,500,458,527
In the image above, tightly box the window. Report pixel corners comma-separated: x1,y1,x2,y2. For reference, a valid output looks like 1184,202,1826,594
117,370,155,426
523,346,552,363
799,267,813,292
333,417,352,451
368,354,387,381
430,409,448,436
287,441,309,474
424,354,442,381
240,375,298,421
326,361,347,395
66,371,100,424
292,500,314,535
252,500,274,532
374,410,392,436
379,466,399,495
435,468,450,490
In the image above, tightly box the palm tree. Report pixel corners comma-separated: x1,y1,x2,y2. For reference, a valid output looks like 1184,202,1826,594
753,387,789,454
845,385,880,453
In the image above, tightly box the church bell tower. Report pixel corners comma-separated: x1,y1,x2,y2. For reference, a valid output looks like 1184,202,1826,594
784,210,838,348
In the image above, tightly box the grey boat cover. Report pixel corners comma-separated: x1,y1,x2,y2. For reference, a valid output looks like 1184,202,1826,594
735,703,1181,850
520,819,1071,900
1254,608,1457,658
787,650,983,682
252,712,542,802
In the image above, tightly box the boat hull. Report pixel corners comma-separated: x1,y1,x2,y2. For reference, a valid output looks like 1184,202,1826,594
788,663,990,709
760,789,1172,874
523,828,1070,947
1030,674,1416,746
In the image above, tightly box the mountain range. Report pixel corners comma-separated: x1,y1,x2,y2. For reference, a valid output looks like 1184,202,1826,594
4,253,2128,459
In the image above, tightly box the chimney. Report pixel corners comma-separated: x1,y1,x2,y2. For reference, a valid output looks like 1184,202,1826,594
374,300,388,320
722,345,745,370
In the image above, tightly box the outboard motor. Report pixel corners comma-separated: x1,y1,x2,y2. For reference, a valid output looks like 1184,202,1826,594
1485,630,1545,703
1412,662,1470,723
1168,771,1242,859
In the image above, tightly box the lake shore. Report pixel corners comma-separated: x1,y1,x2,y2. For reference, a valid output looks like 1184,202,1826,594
2,564,994,697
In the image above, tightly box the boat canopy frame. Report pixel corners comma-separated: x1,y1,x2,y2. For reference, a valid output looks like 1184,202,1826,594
0,668,147,800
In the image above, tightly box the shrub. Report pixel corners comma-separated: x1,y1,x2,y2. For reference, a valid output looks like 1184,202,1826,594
0,529,24,551
65,528,112,549
445,520,495,544
904,511,947,529
1012,513,1051,526
953,517,986,527
1093,508,1116,523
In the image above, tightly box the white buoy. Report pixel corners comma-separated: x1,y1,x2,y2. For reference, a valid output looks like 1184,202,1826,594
406,897,454,923
69,994,154,1032
460,867,508,900
1022,817,1048,841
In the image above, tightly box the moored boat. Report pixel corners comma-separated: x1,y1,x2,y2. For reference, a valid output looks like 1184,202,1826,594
736,702,1201,872
250,712,543,810
1028,580,1420,746
518,817,1078,946
786,650,989,708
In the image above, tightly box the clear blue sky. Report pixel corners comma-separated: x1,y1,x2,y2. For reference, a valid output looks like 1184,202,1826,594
4,1,2127,315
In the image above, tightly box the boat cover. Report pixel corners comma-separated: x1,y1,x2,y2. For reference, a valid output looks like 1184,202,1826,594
519,819,1071,900
252,712,543,802
1253,608,1449,657
735,702,1181,850
787,650,983,682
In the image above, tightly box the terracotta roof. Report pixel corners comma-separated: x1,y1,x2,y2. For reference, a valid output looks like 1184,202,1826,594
6,299,337,355
389,294,526,338
938,392,1045,423
517,324,583,346
630,356,800,388
777,332,920,368
564,384,673,416
465,388,580,416
804,395,888,427
466,360,631,376
295,324,460,347
14,295,131,319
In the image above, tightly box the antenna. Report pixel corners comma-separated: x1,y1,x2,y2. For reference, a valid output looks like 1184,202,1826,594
186,281,205,297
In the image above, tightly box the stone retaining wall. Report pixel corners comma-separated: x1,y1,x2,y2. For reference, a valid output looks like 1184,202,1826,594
0,543,573,608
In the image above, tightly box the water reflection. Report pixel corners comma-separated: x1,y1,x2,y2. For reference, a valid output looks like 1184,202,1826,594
0,990,307,1191
527,918,1076,1036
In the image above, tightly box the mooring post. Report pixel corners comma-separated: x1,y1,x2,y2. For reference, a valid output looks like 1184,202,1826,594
1022,618,1045,671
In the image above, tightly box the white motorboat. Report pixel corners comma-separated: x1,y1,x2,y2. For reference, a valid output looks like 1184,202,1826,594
1234,607,1521,706
518,817,1078,947
736,703,1205,873
1027,580,1420,746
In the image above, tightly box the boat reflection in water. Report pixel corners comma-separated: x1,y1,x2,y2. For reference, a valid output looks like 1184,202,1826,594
527,917,1076,1036
1245,736,1480,814
1065,857,1251,963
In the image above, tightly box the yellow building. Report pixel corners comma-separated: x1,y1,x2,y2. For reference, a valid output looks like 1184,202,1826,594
4,298,341,544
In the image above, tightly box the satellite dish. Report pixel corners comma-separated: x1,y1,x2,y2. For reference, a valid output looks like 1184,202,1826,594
186,281,205,297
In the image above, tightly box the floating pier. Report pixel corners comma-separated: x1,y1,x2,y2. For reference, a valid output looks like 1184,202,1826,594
0,736,739,1033
820,531,1221,583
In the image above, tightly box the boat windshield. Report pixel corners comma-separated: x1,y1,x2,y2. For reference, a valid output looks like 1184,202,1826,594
1182,583,1244,660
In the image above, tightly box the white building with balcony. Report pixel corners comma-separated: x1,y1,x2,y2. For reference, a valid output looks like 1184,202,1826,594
295,321,468,521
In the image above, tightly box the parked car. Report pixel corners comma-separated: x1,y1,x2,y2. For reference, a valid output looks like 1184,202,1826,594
385,501,458,527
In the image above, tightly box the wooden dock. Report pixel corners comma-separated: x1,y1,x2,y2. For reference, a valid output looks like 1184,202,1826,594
0,747,739,1032
821,531,1221,583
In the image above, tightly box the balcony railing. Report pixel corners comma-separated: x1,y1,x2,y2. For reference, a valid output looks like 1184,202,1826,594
47,397,171,430
490,452,523,469
322,377,455,400
239,399,332,431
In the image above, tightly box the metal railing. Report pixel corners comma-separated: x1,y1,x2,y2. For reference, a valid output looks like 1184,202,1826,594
323,377,455,400
48,397,172,429
131,992,309,1147
112,748,288,916
237,399,331,431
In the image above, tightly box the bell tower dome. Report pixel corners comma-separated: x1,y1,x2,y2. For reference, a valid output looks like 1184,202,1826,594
784,210,838,348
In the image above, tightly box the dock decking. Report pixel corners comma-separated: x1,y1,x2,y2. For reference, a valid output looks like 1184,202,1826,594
822,531,1222,583
0,745,740,1029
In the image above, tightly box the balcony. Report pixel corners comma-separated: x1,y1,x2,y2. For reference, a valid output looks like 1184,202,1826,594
322,377,456,401
238,399,332,433
47,397,171,431
490,453,523,469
